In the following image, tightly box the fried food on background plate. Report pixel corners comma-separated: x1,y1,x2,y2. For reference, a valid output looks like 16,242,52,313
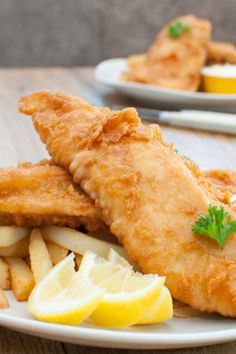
20,91,236,317
0,160,103,231
127,41,236,72
122,14,211,91
207,41,236,65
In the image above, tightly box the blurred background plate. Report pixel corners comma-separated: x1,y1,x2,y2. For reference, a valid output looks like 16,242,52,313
95,59,236,112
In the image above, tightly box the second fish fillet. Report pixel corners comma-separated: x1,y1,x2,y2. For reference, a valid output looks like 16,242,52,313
0,160,102,231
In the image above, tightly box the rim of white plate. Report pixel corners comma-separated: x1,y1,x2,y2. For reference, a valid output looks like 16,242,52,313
1,312,236,348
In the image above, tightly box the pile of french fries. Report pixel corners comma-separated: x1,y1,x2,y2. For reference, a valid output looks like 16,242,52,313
0,225,125,309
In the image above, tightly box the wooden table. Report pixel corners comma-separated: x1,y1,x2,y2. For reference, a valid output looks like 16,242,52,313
0,67,235,354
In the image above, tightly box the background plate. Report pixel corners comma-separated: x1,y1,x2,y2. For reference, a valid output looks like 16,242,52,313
95,59,236,112
1,292,236,349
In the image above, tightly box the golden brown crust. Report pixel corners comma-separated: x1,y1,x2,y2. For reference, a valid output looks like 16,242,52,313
20,91,236,317
203,169,236,189
202,169,236,207
0,160,103,231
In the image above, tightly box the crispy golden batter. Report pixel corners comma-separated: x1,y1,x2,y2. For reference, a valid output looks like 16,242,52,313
203,169,236,208
20,91,236,317
203,169,236,192
207,41,236,65
123,15,211,91
0,160,102,231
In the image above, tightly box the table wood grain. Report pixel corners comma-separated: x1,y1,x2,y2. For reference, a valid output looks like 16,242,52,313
0,67,235,354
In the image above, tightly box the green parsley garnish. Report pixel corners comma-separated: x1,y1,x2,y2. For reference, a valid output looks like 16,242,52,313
168,20,191,38
192,205,236,249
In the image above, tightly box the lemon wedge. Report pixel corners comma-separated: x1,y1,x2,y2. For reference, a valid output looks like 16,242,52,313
107,249,173,325
138,287,173,324
29,249,172,328
28,253,104,325
79,251,164,328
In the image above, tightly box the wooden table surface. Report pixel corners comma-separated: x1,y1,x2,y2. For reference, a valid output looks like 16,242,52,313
0,67,235,354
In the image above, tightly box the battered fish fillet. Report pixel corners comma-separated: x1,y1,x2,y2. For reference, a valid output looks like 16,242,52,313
123,15,211,91
207,41,236,65
20,91,236,317
0,160,102,231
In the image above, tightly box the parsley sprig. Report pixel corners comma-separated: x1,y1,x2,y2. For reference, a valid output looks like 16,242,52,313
192,205,236,249
168,20,191,38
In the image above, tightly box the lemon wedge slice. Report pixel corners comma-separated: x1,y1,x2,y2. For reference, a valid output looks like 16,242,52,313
138,287,173,324
79,251,164,328
108,249,173,325
28,253,104,325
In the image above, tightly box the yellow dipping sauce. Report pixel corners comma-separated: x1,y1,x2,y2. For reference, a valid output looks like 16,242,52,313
201,64,236,94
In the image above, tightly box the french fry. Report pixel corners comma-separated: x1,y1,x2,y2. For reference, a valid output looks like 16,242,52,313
0,288,9,309
46,242,68,265
0,257,10,290
0,237,29,257
4,257,34,301
127,53,146,69
74,253,83,270
40,226,128,259
0,226,30,247
29,229,53,284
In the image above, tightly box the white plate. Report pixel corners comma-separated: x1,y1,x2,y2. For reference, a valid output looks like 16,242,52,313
1,292,236,349
95,59,236,112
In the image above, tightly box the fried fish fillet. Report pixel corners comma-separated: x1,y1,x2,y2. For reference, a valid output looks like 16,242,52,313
0,160,102,231
20,91,236,317
123,15,211,91
207,41,236,65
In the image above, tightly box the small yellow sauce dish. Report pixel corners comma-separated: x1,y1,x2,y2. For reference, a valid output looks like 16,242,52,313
201,64,236,94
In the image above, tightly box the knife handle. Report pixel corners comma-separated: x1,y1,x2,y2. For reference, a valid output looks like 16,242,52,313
159,110,236,135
